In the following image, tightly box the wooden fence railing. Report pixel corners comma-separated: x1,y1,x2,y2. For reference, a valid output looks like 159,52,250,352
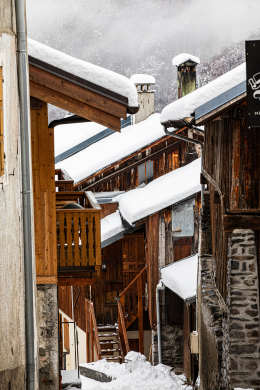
85,298,101,362
118,266,147,356
56,191,101,270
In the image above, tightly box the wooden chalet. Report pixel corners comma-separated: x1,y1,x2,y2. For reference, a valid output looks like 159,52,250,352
161,57,260,389
28,38,139,385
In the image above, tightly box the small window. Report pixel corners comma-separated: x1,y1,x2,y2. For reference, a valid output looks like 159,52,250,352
0,67,3,176
138,161,153,186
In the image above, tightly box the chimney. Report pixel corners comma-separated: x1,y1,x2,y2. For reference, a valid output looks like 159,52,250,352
172,53,200,99
130,74,155,124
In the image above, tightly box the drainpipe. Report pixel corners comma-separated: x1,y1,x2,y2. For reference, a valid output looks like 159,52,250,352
156,280,165,364
15,1,35,389
163,125,204,206
163,125,204,333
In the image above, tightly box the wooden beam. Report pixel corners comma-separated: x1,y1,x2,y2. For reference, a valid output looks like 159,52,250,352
36,276,57,284
223,214,260,232
137,276,144,355
29,65,127,119
57,277,96,286
30,81,121,132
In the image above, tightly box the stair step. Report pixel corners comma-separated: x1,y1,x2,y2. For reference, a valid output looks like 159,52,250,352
100,340,119,345
98,333,117,337
97,326,117,332
101,348,119,353
101,356,122,361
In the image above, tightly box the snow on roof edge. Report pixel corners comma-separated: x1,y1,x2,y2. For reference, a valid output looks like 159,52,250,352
28,38,138,107
172,53,200,66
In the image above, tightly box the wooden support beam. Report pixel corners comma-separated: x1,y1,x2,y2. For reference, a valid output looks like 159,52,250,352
29,65,127,119
223,214,260,232
36,276,57,284
57,277,96,286
214,191,221,205
137,276,144,355
30,81,121,132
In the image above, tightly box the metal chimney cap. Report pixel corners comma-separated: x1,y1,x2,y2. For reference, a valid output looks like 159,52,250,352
61,202,84,209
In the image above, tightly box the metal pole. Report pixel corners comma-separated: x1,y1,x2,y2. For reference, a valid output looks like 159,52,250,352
15,0,35,388
156,281,165,364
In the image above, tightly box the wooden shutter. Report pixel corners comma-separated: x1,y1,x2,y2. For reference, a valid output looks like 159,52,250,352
0,67,3,176
64,318,70,353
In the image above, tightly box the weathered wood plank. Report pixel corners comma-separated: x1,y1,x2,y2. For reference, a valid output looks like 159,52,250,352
223,214,260,231
57,277,96,286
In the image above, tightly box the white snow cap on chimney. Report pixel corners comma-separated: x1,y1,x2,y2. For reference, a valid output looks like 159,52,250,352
172,53,200,66
130,74,155,85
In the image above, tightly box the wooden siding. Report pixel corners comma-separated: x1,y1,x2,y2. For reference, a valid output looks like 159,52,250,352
100,203,118,220
31,102,57,282
203,104,260,299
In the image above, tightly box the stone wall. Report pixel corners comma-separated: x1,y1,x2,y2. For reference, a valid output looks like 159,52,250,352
152,325,183,367
37,284,59,390
198,192,226,390
228,229,260,390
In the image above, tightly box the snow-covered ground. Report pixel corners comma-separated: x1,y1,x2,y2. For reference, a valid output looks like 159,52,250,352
80,352,192,390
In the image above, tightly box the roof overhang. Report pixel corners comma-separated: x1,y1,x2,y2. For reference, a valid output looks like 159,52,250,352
160,254,198,303
29,56,139,132
195,81,246,125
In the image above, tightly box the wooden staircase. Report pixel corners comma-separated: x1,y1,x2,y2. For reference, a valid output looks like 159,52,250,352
97,326,124,362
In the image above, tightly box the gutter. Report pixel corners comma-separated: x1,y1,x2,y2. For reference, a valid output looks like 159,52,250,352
156,280,165,364
15,1,35,389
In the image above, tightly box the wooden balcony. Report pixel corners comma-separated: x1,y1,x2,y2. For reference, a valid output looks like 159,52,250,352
56,191,101,277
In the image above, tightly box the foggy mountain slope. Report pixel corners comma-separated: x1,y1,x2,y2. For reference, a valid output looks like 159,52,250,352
26,0,260,119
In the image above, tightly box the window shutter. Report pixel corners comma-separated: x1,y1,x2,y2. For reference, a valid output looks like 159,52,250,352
0,67,3,177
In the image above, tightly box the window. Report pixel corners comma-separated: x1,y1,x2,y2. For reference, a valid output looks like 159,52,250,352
0,67,3,176
138,160,153,186
172,198,195,237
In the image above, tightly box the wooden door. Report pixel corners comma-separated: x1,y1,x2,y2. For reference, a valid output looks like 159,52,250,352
122,234,145,289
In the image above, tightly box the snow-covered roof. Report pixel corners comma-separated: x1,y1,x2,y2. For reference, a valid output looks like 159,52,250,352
118,158,201,225
55,121,106,158
101,211,125,243
160,254,198,302
130,74,155,85
28,38,138,108
172,53,200,66
55,113,166,184
161,63,246,124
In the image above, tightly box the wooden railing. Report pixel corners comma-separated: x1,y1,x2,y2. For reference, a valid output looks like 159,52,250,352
56,191,101,271
55,168,74,191
118,266,147,356
85,299,101,362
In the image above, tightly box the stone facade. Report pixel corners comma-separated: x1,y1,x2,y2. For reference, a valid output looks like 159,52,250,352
227,229,260,390
37,284,59,390
152,325,183,367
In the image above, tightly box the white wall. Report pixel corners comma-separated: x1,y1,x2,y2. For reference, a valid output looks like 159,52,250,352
0,1,37,387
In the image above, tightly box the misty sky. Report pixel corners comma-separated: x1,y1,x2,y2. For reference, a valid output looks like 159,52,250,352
27,0,260,65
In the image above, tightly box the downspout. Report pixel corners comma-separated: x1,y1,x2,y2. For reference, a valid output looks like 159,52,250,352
163,125,204,332
15,1,35,389
156,280,165,364
163,125,204,206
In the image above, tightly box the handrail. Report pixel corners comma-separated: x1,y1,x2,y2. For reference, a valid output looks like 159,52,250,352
119,266,147,297
118,301,130,354
85,298,101,361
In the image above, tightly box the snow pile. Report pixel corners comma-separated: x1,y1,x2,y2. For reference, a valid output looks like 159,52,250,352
55,122,107,157
101,211,125,243
81,352,192,390
130,74,155,84
161,62,246,123
160,254,198,301
119,158,201,225
55,114,166,183
61,369,81,387
28,38,138,107
172,53,200,66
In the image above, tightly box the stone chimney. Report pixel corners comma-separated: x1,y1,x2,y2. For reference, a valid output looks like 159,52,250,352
130,74,155,124
172,53,200,99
